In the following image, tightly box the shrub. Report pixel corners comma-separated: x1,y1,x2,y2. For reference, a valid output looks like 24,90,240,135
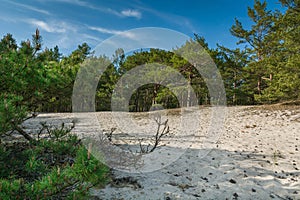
0,94,27,138
0,128,109,199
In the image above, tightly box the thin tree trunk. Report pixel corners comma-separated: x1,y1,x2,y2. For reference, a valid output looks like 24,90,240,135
14,124,34,141
135,90,139,112
233,71,237,104
187,74,191,107
152,84,159,105
257,79,261,94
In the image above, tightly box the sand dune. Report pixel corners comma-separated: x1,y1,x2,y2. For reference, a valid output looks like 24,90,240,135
22,105,300,199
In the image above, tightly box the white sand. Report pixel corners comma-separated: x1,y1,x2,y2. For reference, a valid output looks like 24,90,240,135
22,106,300,199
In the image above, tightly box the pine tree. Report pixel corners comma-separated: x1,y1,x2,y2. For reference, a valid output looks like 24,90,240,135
230,0,274,101
257,0,300,102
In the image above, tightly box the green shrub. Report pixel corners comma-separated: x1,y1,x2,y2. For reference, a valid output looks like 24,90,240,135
0,129,109,199
0,94,27,137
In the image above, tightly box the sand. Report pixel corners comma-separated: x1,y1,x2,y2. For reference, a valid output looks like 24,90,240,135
21,105,300,200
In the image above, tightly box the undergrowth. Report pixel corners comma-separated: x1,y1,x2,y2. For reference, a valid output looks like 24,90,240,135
0,128,109,200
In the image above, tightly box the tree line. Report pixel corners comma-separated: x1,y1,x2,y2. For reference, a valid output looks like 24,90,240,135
94,0,299,110
0,0,299,130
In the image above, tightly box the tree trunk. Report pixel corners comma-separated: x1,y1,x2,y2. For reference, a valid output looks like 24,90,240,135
257,79,261,94
135,89,139,112
152,84,159,106
233,70,237,104
186,74,191,107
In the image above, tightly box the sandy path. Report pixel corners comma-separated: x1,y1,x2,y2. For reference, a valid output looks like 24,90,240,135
21,106,300,199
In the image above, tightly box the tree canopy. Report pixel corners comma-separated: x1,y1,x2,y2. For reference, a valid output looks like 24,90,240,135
0,0,299,135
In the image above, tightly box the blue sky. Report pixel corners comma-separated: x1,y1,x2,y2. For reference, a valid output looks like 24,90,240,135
0,0,285,56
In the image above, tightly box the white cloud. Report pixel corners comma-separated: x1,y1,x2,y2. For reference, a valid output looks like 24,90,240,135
51,0,92,8
121,9,141,19
26,19,69,33
81,33,102,42
42,0,141,19
55,33,103,55
0,15,18,23
24,19,103,53
22,18,78,33
137,5,195,32
88,26,136,39
4,0,50,15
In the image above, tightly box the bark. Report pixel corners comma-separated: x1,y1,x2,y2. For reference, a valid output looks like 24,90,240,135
187,74,191,107
14,124,34,141
233,70,237,104
257,79,261,94
152,84,159,106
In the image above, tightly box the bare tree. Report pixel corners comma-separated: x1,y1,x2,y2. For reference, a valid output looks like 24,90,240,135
137,113,171,153
105,113,171,154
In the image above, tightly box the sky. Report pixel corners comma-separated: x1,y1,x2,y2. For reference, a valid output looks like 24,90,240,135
0,0,285,56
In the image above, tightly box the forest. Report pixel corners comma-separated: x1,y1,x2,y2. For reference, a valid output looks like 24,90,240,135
1,0,300,117
0,0,299,198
